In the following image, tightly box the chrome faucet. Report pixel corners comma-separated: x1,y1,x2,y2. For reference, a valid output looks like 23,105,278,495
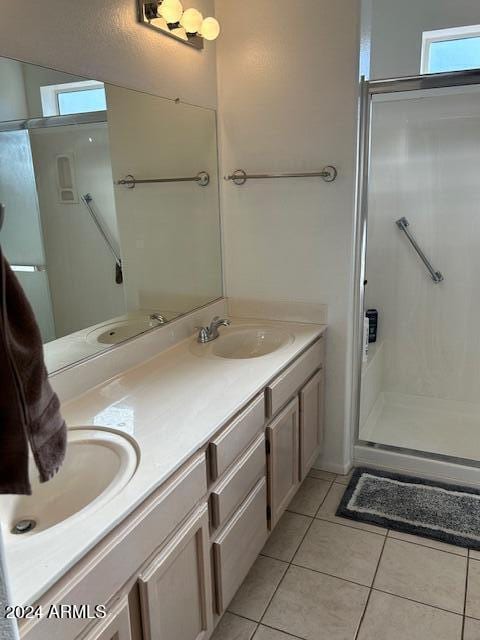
150,313,168,324
196,316,231,343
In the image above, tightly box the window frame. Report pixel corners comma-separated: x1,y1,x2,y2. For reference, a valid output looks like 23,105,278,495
421,24,480,75
40,80,106,117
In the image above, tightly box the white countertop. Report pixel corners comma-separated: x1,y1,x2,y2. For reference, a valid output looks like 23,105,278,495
6,318,326,606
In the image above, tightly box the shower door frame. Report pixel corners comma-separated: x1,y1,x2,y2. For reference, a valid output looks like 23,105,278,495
351,69,480,475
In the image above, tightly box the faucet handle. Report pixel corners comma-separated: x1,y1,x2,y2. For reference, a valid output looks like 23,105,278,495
195,326,210,344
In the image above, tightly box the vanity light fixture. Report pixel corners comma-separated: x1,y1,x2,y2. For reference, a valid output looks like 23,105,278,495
137,0,220,49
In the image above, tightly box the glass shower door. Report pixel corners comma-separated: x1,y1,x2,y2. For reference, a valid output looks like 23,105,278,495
358,82,480,463
0,129,56,342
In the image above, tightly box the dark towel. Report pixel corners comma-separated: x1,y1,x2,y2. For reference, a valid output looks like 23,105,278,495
0,245,66,495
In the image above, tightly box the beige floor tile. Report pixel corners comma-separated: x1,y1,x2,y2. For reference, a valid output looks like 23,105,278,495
293,519,384,586
316,482,387,535
374,539,467,614
466,559,480,620
387,529,467,556
261,511,312,562
357,590,462,640
463,617,480,639
335,470,354,485
470,549,480,561
263,564,369,640
253,626,299,640
228,556,288,622
211,612,257,640
287,477,331,517
308,468,336,482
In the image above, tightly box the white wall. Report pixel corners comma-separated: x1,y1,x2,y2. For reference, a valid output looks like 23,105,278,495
369,0,480,79
106,84,223,315
0,0,218,110
0,57,28,121
215,0,361,472
366,87,480,405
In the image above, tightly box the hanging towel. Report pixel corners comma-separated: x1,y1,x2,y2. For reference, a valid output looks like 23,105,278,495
0,244,66,495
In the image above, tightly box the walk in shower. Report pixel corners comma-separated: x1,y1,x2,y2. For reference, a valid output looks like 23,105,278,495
353,69,480,472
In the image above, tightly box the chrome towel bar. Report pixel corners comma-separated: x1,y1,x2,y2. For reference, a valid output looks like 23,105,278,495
224,166,337,185
116,171,210,189
396,217,444,283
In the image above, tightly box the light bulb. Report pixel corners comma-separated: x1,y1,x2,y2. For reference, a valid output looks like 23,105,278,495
158,0,183,24
199,17,220,41
180,7,203,34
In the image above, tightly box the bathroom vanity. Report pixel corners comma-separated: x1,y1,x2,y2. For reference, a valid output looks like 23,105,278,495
11,319,326,640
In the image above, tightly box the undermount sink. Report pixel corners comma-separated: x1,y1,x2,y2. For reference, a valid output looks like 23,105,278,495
192,325,294,359
86,318,161,345
0,428,139,539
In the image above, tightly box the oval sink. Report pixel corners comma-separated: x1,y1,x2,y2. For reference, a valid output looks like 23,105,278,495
86,318,161,345
194,326,294,359
0,428,138,539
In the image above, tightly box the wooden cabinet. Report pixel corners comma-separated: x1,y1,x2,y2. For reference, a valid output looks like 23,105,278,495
266,337,324,418
266,398,300,528
82,599,131,640
212,478,268,614
209,394,265,480
299,369,324,481
139,505,212,640
210,433,266,531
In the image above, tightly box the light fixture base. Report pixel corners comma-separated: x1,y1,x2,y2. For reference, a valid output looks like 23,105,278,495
137,1,204,49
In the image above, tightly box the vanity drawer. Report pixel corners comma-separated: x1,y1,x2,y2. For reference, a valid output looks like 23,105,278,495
210,433,266,530
212,478,268,614
209,394,265,480
266,336,324,418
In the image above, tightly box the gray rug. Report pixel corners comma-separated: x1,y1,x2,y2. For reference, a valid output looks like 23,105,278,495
336,468,480,550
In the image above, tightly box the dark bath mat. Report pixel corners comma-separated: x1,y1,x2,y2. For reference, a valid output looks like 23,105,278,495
336,467,480,550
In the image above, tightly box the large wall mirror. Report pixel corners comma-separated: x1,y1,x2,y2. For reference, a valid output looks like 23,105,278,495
0,56,223,372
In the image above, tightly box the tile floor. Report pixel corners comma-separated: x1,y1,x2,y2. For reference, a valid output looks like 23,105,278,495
211,469,480,640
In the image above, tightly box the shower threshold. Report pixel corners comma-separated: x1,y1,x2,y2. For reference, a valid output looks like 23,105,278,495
360,391,480,463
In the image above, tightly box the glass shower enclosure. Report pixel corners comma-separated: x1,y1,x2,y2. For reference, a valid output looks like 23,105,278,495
353,69,480,469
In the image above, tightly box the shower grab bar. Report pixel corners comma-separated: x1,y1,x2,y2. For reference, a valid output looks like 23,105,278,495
81,194,123,284
395,217,444,283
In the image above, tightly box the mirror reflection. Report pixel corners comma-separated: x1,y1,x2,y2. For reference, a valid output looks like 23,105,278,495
0,57,223,372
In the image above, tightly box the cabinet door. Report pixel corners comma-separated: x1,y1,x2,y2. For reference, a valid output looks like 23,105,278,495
82,598,131,640
299,369,324,481
139,505,213,640
266,398,300,528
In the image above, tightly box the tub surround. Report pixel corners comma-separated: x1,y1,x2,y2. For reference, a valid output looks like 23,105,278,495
7,317,326,608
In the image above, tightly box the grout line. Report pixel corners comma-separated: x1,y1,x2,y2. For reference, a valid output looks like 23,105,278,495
371,587,465,617
314,515,387,537
462,552,470,639
224,611,261,625
259,622,308,640
286,479,333,519
386,530,469,558
355,534,388,640
313,480,335,518
257,489,326,633
289,561,378,590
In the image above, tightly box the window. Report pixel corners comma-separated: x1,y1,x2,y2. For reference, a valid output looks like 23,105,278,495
40,80,106,117
421,25,480,74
